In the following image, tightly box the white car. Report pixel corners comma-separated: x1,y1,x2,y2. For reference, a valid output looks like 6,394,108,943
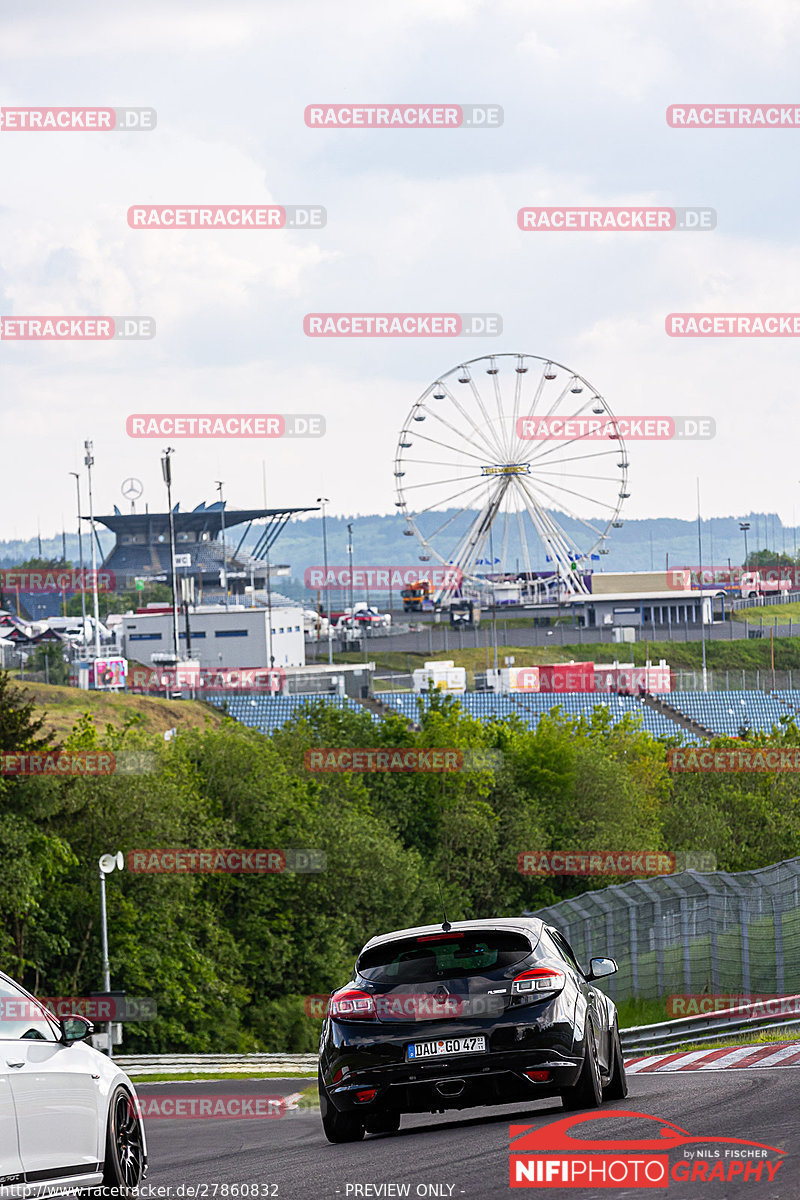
0,970,147,1195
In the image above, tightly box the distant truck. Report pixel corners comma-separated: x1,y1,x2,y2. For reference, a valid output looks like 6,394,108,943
740,571,792,599
685,568,793,599
401,580,435,611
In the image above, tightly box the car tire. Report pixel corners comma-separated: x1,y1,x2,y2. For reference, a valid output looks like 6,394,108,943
603,1021,629,1101
319,1069,365,1144
561,1032,603,1110
364,1110,401,1135
99,1085,146,1194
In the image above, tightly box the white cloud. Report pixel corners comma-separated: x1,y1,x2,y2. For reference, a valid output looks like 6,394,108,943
0,0,798,543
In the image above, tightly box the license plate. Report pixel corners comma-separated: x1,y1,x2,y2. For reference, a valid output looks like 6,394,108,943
406,1036,487,1060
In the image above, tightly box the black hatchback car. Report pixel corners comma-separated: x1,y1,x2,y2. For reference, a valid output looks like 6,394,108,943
318,917,627,1142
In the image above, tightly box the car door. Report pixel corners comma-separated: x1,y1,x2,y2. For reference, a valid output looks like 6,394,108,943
548,928,610,1073
0,1067,24,1187
0,977,101,1182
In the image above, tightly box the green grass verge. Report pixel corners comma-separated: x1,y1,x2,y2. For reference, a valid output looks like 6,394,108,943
616,998,670,1028
295,1083,320,1109
129,1069,318,1083
733,603,800,625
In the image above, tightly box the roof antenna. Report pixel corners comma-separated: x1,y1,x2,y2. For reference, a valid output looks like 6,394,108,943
438,883,452,932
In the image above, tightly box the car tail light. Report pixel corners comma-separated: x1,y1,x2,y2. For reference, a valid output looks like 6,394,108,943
511,967,565,1001
329,989,377,1020
355,1089,377,1103
524,1069,551,1082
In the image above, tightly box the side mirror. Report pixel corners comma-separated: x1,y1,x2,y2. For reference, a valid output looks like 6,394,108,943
588,957,618,980
60,1015,94,1044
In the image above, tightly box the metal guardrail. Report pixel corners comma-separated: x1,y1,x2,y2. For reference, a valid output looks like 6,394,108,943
620,995,800,1054
115,998,800,1071
115,1052,318,1075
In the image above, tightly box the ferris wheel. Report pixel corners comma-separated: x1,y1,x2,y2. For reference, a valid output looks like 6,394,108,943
394,353,629,601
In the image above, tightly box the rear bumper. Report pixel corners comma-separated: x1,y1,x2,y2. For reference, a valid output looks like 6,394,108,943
323,1046,583,1114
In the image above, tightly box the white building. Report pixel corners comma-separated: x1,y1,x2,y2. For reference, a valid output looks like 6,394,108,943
412,660,466,694
119,604,305,670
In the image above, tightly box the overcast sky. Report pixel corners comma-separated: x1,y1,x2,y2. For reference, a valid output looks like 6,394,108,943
2,0,798,543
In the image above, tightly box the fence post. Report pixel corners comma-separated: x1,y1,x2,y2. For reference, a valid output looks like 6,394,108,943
771,893,785,993
631,881,663,1000
739,898,751,994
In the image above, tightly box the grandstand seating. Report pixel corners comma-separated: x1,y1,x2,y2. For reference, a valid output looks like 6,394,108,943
665,690,800,737
204,688,800,741
378,691,702,742
204,692,369,734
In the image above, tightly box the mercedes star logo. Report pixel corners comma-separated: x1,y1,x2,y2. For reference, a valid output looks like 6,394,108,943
121,477,144,500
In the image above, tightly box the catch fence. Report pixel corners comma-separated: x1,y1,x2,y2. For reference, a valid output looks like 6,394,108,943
528,858,800,1002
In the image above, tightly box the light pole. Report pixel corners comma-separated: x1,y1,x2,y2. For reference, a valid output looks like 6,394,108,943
739,521,750,570
69,471,88,641
161,449,181,661
98,851,124,1058
697,479,707,692
216,481,229,609
317,497,333,664
347,523,355,646
83,442,102,658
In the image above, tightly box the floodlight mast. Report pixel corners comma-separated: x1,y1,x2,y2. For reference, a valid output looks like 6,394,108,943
161,449,181,661
83,442,102,658
215,481,229,610
69,472,88,638
317,497,333,664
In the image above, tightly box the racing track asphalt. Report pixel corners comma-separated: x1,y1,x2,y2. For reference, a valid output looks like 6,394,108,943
138,1072,797,1199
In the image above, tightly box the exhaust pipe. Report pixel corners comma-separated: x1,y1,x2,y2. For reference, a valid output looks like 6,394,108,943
435,1079,466,1098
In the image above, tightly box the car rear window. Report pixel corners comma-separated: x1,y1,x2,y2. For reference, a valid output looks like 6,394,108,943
357,930,534,983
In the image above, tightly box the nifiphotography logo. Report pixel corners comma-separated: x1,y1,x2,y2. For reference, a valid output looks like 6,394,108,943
509,1110,784,1188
